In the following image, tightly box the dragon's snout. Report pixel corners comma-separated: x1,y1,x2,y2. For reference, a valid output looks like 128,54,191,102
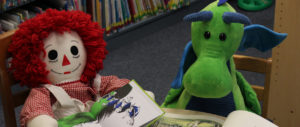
183,57,233,98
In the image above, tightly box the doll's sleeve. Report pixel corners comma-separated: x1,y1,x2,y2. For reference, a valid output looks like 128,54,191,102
20,88,55,127
99,75,130,96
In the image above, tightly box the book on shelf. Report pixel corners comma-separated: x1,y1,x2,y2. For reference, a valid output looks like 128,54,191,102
96,0,102,27
152,108,278,127
0,19,16,31
58,80,165,127
92,0,96,21
64,0,87,13
0,0,36,12
0,24,3,34
0,5,43,33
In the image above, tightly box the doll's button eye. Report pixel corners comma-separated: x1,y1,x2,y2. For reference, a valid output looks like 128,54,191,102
48,50,58,60
71,46,78,55
219,33,226,41
204,31,210,39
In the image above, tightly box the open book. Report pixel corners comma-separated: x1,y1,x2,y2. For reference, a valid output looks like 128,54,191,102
58,80,164,127
152,108,278,127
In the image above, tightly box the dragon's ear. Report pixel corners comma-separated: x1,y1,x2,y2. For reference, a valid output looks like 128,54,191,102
238,24,287,52
171,41,197,89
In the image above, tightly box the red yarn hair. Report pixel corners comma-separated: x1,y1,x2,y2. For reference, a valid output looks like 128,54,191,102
8,9,107,88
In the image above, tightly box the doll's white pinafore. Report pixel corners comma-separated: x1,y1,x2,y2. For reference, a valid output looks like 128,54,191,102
43,75,102,119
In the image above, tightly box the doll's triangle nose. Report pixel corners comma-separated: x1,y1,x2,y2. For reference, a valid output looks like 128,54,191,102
62,55,71,66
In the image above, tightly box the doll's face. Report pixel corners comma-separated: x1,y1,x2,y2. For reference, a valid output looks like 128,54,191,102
41,31,87,84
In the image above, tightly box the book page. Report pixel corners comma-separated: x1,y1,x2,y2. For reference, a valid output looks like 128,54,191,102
74,80,164,127
223,110,278,127
152,108,225,127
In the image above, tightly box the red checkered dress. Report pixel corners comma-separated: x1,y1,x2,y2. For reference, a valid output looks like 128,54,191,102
20,75,130,127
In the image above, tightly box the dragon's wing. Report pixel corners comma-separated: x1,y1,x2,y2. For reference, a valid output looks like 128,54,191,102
236,71,262,115
239,24,287,52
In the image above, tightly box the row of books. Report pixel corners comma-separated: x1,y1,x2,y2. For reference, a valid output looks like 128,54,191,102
0,0,192,35
0,0,88,34
63,0,103,31
104,0,191,35
0,0,35,12
0,6,43,33
64,0,88,13
91,0,191,35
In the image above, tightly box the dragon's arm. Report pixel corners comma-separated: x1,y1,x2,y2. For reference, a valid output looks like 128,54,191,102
57,98,109,127
161,86,184,108
236,71,262,115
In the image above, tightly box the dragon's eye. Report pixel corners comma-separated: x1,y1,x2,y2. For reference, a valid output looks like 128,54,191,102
204,31,210,39
219,33,226,41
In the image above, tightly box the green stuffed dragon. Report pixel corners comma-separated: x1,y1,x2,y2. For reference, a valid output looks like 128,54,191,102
161,0,287,117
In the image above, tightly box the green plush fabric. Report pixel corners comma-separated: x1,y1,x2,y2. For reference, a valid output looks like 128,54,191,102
238,0,273,11
228,57,247,111
57,98,109,127
161,86,184,108
183,1,244,98
236,71,261,114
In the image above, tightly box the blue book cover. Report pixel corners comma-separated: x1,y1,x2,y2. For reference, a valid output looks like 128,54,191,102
109,0,113,27
82,0,86,12
124,0,131,22
115,0,119,24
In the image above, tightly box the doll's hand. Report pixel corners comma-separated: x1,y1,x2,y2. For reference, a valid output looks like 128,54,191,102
27,115,58,127
145,90,155,100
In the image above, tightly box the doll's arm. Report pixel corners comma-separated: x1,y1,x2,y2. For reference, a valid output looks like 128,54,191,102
99,75,130,96
98,75,155,100
145,91,155,100
21,88,56,127
27,115,58,127
93,74,102,92
93,74,102,100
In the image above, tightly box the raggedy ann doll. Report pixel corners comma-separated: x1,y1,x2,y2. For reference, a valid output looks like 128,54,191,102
8,9,140,127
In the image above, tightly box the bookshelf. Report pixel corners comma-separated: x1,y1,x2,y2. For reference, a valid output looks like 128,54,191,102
0,0,199,37
92,0,198,40
0,0,36,14
0,0,46,34
103,0,202,40
104,6,185,40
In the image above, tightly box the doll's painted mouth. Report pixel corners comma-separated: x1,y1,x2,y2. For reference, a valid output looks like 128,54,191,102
64,71,71,74
51,63,81,75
